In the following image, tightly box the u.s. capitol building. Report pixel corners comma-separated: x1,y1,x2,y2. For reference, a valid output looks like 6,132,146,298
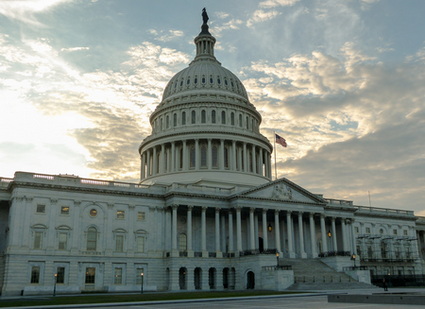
1,11,424,296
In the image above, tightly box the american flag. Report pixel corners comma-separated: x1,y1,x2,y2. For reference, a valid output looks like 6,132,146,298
275,134,287,148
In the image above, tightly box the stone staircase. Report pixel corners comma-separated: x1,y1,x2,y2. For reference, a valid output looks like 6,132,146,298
283,258,377,290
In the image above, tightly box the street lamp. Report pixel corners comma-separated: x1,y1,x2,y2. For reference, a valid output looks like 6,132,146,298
327,230,332,238
140,272,144,294
351,254,356,268
276,252,280,267
53,273,57,296
268,224,272,232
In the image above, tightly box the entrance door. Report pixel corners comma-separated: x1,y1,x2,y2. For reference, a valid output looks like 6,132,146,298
246,271,255,289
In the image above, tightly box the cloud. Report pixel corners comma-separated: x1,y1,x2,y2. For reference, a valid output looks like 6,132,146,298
148,29,185,42
0,0,74,26
259,0,300,8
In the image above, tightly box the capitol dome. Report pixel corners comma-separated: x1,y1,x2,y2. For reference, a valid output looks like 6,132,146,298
139,12,273,187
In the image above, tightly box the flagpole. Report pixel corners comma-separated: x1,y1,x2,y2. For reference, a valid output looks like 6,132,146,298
274,131,277,180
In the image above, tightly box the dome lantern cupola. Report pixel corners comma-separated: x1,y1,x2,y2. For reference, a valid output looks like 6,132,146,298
139,9,273,188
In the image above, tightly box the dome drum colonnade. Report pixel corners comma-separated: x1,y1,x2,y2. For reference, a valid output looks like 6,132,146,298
165,204,356,260
139,11,272,186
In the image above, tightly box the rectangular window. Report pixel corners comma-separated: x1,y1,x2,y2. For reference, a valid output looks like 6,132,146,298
365,227,371,234
354,226,359,233
136,236,145,253
116,235,124,252
58,232,68,250
137,212,145,221
136,267,145,284
61,206,70,215
56,267,65,284
393,229,398,235
34,231,43,249
116,210,125,219
36,204,45,213
403,230,408,236
30,266,40,284
114,268,123,284
85,267,95,284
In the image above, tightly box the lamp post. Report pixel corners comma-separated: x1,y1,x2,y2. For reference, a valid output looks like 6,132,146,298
140,272,144,294
276,252,280,267
53,273,57,296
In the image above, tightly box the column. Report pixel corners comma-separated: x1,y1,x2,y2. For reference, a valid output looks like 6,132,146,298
236,207,242,254
228,211,234,253
243,143,248,172
262,209,268,251
141,153,146,179
249,208,255,250
331,217,337,252
274,210,281,253
232,140,237,171
182,140,188,170
286,211,294,257
201,207,207,257
146,150,151,176
298,212,307,258
195,139,200,169
187,206,193,257
349,220,356,255
237,145,242,171
309,213,317,258
220,139,225,170
207,139,212,169
160,144,165,173
252,146,257,174
172,205,178,257
259,148,264,176
320,215,328,253
152,147,157,175
341,218,348,252
215,208,222,257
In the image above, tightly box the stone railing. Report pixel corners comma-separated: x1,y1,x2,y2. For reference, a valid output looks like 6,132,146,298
318,251,351,258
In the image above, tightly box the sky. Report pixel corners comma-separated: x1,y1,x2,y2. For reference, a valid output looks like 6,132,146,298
0,0,424,215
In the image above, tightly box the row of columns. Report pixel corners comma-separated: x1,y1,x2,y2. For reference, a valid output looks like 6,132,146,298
169,205,354,258
141,139,272,180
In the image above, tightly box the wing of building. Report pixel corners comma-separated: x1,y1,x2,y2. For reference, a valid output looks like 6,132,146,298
0,11,424,296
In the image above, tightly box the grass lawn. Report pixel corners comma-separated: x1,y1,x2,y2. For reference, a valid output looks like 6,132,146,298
0,290,305,307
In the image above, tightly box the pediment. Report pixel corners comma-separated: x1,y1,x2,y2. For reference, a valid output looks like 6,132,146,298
237,178,325,205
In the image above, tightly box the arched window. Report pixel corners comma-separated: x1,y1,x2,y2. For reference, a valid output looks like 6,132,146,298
160,118,163,131
230,112,235,125
166,115,169,128
173,113,177,127
189,145,195,168
191,110,196,124
221,111,226,124
182,111,186,125
211,110,216,123
87,227,97,251
201,110,206,123
239,114,242,127
178,233,187,251
201,144,207,167
246,116,249,129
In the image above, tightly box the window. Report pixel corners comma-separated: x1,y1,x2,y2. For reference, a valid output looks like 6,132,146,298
201,110,206,123
403,230,408,236
114,268,123,284
354,226,359,233
211,110,216,123
393,229,398,235
136,236,145,253
365,227,371,234
30,266,40,284
56,267,65,284
212,145,218,168
189,145,195,168
239,114,242,127
34,231,43,249
224,146,229,169
85,267,95,284
61,206,69,215
200,144,207,167
166,115,169,128
191,110,196,124
178,233,187,251
87,227,97,251
116,210,125,219
36,204,45,213
137,212,145,221
58,232,68,250
115,235,124,252
173,113,177,127
182,111,186,125
230,112,235,125
221,111,226,124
